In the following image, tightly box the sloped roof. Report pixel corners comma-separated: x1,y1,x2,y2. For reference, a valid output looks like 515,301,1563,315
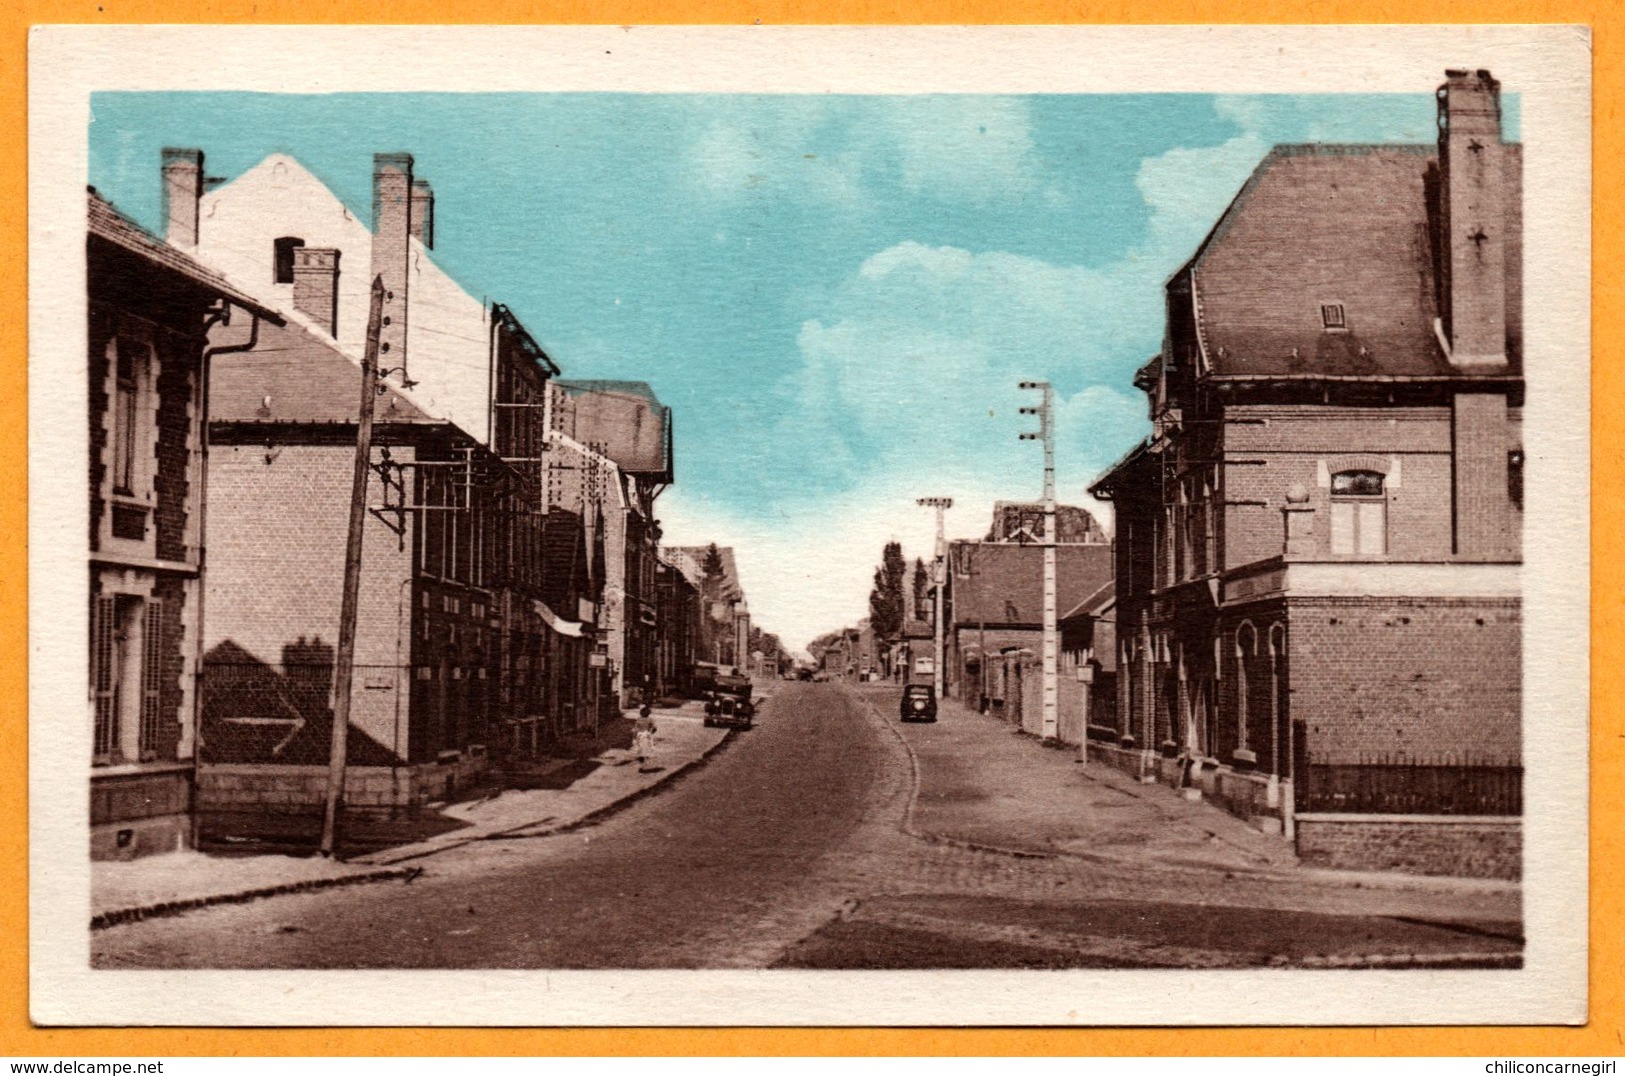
1060,580,1115,623
1185,143,1522,379
210,312,434,425
88,190,282,322
948,542,1114,627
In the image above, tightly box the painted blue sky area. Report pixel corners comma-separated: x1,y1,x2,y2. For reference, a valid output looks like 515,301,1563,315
88,89,1519,646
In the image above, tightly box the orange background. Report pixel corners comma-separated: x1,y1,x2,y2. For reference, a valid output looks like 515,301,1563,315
0,2,1614,1058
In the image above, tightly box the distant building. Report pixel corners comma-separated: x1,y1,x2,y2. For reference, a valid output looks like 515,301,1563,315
1089,70,1522,879
987,501,1108,545
554,380,673,705
943,541,1113,741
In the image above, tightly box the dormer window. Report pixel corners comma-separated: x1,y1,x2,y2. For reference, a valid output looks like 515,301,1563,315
273,236,305,284
1320,303,1347,331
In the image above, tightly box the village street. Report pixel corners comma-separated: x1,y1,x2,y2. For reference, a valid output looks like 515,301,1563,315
92,683,1522,971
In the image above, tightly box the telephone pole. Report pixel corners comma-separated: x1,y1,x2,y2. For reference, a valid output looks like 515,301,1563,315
916,497,953,700
321,277,386,858
1019,380,1059,743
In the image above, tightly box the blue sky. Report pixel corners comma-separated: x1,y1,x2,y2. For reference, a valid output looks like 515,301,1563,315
89,90,1513,649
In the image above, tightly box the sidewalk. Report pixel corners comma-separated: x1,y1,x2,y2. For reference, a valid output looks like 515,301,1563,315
91,700,731,927
858,684,1518,893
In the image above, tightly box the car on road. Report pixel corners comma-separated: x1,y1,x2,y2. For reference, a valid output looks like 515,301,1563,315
704,692,754,730
899,684,937,723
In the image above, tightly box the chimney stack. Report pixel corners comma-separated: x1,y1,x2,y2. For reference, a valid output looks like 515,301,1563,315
371,152,414,376
1439,70,1516,559
1437,69,1508,366
291,247,341,336
410,179,435,250
161,147,204,248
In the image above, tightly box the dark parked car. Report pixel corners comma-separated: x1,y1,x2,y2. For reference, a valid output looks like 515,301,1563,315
899,684,937,723
704,691,755,730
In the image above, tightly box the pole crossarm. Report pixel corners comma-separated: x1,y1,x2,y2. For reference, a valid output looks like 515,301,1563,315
1018,379,1062,747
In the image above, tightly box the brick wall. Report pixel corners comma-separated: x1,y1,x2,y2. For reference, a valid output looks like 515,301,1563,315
1454,392,1517,559
1223,407,1457,567
204,442,416,759
1296,814,1520,879
1287,596,1521,765
153,330,199,563
196,756,489,815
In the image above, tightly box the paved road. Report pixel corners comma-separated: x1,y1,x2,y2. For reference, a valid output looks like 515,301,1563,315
92,683,1521,969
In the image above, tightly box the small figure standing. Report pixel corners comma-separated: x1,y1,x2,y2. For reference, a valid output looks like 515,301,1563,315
633,705,657,771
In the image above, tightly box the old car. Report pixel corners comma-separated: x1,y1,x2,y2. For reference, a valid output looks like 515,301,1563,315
703,691,755,730
899,683,937,723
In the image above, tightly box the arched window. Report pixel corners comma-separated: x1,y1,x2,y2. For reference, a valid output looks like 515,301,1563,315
273,236,305,284
1330,469,1386,555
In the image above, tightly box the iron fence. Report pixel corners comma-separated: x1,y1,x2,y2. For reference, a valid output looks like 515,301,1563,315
1299,754,1522,815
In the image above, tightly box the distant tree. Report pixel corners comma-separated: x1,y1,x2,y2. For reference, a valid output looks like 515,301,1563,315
911,557,930,618
868,541,907,650
699,543,728,663
701,544,726,594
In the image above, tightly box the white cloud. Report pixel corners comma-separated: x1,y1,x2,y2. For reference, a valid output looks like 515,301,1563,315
681,97,1044,210
692,106,1282,648
883,97,1040,204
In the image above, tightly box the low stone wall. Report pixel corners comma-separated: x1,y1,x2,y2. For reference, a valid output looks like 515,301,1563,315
198,754,490,817
1295,813,1521,880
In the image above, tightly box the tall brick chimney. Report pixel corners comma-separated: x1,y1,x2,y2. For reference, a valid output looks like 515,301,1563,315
1437,69,1508,367
291,247,341,336
410,179,435,250
1439,70,1516,560
371,152,413,375
161,147,204,248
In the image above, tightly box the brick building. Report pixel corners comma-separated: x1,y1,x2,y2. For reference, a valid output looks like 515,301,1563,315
943,538,1114,742
179,149,621,826
1089,70,1523,878
665,544,751,671
552,380,674,705
87,183,281,859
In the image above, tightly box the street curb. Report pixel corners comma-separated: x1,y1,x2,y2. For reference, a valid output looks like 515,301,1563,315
357,725,740,866
492,727,739,841
90,866,421,931
857,688,1058,861
851,686,1522,897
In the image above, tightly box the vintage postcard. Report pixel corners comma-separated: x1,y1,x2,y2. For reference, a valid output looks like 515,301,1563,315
28,24,1590,1026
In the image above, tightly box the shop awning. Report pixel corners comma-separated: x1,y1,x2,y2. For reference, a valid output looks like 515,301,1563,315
535,599,589,638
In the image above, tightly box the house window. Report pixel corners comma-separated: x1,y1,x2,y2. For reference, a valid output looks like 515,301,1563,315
90,594,164,764
273,237,305,284
1330,470,1386,555
1320,303,1347,330
111,339,143,495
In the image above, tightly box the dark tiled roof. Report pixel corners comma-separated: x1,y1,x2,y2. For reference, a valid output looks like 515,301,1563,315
948,542,1114,627
210,316,431,425
1061,580,1115,623
1187,143,1521,379
87,190,282,322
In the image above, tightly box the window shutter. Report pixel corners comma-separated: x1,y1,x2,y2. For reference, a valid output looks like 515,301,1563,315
139,599,165,760
1357,502,1386,556
91,594,117,762
1330,502,1355,555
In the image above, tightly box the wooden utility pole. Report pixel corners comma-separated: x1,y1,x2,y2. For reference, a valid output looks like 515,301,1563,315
321,276,386,858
